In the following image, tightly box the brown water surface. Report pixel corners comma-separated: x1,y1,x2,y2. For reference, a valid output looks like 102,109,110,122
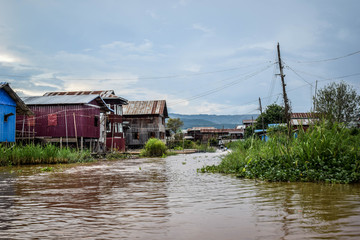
1,151,360,239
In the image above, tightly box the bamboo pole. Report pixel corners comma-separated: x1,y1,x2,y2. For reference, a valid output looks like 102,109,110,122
73,112,78,151
65,109,68,148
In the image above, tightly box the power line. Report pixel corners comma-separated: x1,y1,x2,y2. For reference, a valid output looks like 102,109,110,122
286,50,360,64
284,63,313,86
168,63,275,106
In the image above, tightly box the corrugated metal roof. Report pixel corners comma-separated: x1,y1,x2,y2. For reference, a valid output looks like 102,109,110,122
123,100,168,117
188,127,216,131
22,94,113,112
291,112,319,119
243,119,257,124
44,90,128,104
0,82,33,116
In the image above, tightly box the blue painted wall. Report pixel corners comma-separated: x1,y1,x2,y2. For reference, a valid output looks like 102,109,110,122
0,89,16,142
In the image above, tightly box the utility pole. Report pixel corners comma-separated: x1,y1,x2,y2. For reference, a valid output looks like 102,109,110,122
259,97,265,139
313,80,318,111
277,42,291,137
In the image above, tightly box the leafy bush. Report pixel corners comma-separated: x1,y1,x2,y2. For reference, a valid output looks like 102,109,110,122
141,138,167,157
200,122,360,183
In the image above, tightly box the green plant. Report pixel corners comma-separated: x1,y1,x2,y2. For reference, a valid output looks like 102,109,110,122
140,138,167,157
0,144,93,166
200,121,360,183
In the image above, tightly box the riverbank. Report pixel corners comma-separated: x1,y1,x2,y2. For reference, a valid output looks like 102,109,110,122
201,122,360,183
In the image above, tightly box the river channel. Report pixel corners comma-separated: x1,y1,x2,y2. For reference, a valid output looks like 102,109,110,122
1,151,360,239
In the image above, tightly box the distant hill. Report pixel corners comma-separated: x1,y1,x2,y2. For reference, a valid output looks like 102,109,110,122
169,113,259,130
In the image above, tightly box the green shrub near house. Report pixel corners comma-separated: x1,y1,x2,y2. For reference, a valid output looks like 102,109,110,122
200,121,360,183
140,138,167,157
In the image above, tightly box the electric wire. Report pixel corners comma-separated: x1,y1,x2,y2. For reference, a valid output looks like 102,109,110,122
168,63,275,107
285,49,360,64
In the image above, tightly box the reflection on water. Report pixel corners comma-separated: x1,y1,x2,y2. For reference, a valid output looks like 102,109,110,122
0,152,360,239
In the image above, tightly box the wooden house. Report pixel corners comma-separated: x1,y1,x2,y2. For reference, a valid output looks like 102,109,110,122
291,113,319,131
43,90,128,152
0,82,33,142
123,100,168,148
186,127,243,144
16,94,112,152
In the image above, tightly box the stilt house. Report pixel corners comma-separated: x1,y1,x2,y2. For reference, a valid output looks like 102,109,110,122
16,94,112,152
123,100,168,148
43,90,128,151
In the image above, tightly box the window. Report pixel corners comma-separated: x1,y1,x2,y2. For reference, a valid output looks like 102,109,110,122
117,105,123,115
117,123,123,133
133,132,140,140
94,116,99,127
4,113,14,122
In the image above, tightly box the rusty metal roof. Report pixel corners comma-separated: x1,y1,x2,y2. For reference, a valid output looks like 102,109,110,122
123,100,168,117
243,119,257,124
43,90,128,104
22,94,113,112
0,82,33,116
291,112,319,119
188,127,216,131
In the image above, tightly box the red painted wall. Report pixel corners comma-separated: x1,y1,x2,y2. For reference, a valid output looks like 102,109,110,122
16,103,101,139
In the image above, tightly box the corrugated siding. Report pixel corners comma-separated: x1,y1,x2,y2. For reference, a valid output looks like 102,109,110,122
16,104,101,138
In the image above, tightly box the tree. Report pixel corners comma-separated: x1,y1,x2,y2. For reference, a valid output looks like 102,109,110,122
314,81,360,124
167,118,184,135
255,104,285,129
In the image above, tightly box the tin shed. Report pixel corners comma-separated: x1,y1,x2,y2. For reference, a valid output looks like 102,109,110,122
43,90,129,152
16,94,112,151
0,82,33,142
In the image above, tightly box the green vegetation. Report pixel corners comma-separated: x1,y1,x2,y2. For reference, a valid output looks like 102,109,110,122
0,144,93,166
200,122,360,183
167,118,184,134
314,81,360,124
140,138,168,157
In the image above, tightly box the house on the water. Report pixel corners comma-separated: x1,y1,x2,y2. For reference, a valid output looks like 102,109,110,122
0,82,33,142
43,90,128,151
186,127,243,144
243,119,257,128
16,94,113,152
123,100,168,148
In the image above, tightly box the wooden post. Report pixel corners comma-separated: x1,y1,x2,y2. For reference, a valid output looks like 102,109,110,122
21,115,25,138
90,139,92,153
65,109,68,148
73,112,78,151
111,122,115,152
60,137,62,149
81,136,83,151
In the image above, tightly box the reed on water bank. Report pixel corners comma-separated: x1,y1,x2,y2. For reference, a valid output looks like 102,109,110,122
200,122,360,183
0,144,93,166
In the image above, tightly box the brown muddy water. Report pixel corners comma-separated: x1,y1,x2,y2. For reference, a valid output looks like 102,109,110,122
1,151,360,240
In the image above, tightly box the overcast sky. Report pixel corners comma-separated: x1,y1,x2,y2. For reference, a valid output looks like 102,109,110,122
1,0,359,115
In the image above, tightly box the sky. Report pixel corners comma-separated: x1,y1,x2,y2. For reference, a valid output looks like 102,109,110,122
0,0,359,115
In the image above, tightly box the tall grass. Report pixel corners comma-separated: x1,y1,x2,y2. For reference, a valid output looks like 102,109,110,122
0,144,93,166
201,122,360,183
